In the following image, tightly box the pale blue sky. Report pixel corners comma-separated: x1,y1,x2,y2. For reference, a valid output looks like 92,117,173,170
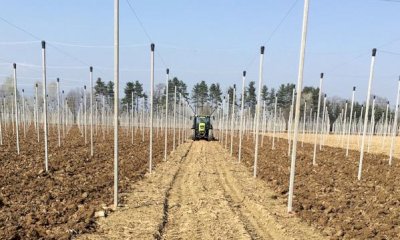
0,0,399,106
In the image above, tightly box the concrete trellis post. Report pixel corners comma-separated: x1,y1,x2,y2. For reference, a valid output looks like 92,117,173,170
358,48,377,180
131,91,134,144
62,90,66,138
367,96,376,153
225,94,230,149
41,41,49,172
221,96,225,144
230,85,236,156
341,100,348,148
178,93,182,145
113,0,119,208
35,83,39,143
320,94,327,149
84,85,87,145
13,63,20,155
238,71,246,162
57,78,61,147
149,43,155,173
22,89,26,138
288,0,310,212
382,101,390,149
288,89,296,156
253,46,265,178
164,68,169,161
90,67,94,156
312,73,324,165
309,107,313,133
302,101,306,147
173,86,177,150
346,87,356,157
358,105,364,147
272,94,278,150
261,100,266,146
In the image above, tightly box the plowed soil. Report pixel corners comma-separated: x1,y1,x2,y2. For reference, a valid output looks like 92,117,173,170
79,140,324,240
233,134,400,239
0,126,173,239
268,132,400,159
4,125,396,240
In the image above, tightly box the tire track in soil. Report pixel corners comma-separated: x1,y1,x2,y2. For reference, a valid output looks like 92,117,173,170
78,142,192,240
80,140,324,240
155,142,192,239
201,141,324,240
162,141,251,239
205,144,266,240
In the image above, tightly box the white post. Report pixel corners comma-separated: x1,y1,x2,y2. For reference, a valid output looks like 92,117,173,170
35,83,39,143
346,87,356,157
367,96,376,153
102,95,106,140
164,68,169,161
288,0,310,213
13,63,20,154
261,100,266,146
312,73,324,165
90,67,94,156
309,107,313,134
131,91,134,144
253,46,265,178
230,85,236,156
57,78,61,147
238,71,246,162
178,93,182,145
149,43,155,173
389,78,400,165
219,96,226,145
62,90,66,138
358,48,377,180
288,89,296,156
358,105,364,146
141,97,145,142
173,86,177,150
225,94,230,149
41,41,49,172
113,0,119,208
320,94,327,149
341,100,348,148
382,101,390,149
22,89,26,138
272,94,278,150
84,85,87,145
302,101,306,147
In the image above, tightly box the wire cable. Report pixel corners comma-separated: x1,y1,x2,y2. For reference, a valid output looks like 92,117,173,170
245,0,300,69
125,0,168,68
0,14,111,77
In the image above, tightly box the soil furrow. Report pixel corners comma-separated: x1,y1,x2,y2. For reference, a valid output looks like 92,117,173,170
155,142,192,239
79,140,323,240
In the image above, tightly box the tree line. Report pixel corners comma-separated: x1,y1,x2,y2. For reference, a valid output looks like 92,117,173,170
0,75,393,128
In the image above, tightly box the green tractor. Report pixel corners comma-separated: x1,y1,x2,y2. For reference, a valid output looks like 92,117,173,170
191,115,215,141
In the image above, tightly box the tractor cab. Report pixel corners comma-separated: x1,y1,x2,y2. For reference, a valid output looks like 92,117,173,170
191,115,214,141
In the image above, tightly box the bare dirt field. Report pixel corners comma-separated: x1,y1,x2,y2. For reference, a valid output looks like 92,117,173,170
3,126,399,240
79,140,324,240
268,132,400,159
233,134,400,239
0,126,173,239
